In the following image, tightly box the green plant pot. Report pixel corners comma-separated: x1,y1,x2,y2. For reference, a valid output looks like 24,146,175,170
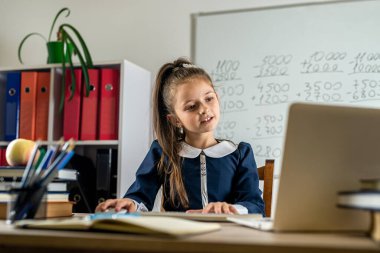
46,41,73,64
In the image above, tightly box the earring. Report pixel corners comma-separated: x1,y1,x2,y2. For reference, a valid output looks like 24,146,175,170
177,124,183,135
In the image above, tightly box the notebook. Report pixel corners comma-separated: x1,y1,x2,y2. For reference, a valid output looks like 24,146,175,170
15,213,221,237
228,103,380,232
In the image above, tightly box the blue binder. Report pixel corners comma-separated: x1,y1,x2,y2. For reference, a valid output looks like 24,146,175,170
0,76,6,141
4,72,21,141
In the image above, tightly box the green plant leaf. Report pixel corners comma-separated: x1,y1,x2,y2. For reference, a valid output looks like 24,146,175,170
59,24,93,67
60,26,92,96
66,39,76,101
59,32,67,112
18,33,47,64
48,7,70,41
60,24,93,97
59,31,76,111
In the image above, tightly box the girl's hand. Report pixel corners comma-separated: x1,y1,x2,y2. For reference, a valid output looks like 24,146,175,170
95,198,137,213
186,202,238,214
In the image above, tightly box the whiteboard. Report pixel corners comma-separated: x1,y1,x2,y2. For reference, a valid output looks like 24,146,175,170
192,0,380,175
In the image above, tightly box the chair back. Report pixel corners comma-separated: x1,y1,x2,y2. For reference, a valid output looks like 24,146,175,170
257,159,274,217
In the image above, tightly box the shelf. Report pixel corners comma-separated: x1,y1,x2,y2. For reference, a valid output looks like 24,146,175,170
0,142,8,147
0,140,119,147
0,60,128,72
0,59,152,207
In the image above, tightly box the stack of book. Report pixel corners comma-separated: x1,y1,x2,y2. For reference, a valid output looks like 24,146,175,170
0,166,77,219
337,178,380,241
0,191,73,219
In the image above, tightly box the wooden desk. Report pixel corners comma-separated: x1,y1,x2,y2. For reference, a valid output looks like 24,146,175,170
0,221,378,253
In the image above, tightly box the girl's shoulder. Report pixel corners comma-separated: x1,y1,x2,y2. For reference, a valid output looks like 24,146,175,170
152,139,160,147
237,141,253,150
217,139,252,151
149,140,164,154
212,140,253,159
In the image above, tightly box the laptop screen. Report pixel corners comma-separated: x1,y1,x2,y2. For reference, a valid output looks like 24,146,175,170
272,103,379,231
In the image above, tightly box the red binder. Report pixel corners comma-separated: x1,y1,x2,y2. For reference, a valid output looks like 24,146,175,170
63,69,83,140
35,72,50,140
19,72,38,140
0,148,3,166
3,149,8,166
98,69,120,140
0,148,8,166
80,69,99,140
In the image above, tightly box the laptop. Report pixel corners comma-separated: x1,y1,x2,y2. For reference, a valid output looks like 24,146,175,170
228,103,380,232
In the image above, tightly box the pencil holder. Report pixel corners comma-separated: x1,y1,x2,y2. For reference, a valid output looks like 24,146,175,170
6,184,47,224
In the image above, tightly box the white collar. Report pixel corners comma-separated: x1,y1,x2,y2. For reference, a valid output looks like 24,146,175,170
179,141,237,158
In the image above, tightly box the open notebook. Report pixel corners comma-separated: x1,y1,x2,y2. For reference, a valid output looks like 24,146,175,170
15,213,221,237
229,103,380,232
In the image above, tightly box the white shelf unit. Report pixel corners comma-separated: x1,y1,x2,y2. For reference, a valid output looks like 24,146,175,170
0,60,152,198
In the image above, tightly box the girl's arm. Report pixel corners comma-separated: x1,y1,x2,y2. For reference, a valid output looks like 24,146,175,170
95,141,163,212
122,140,163,210
232,142,265,215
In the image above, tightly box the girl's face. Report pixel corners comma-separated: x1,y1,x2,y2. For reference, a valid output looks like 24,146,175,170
170,78,220,139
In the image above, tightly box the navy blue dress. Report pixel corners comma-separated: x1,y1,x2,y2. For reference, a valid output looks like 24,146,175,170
124,140,265,215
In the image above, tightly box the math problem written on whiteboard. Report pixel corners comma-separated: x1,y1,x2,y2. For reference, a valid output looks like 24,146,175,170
193,0,380,169
211,51,380,162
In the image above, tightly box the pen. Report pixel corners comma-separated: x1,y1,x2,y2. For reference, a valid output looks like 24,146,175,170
40,139,75,186
29,147,55,185
41,150,75,185
20,141,40,188
48,138,64,167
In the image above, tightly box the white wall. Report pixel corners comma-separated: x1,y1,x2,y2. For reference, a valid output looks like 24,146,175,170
0,0,333,76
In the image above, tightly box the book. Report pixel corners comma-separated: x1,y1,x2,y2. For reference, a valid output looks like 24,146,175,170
360,179,380,191
337,191,380,210
15,214,221,237
0,191,69,202
140,211,262,222
0,166,25,177
56,168,78,181
337,190,380,242
0,181,68,192
0,166,77,180
372,212,380,241
0,201,73,219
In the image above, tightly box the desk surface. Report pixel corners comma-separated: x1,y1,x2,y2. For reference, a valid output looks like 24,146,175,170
0,221,379,253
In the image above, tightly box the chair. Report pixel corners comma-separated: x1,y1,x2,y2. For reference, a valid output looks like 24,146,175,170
257,159,274,217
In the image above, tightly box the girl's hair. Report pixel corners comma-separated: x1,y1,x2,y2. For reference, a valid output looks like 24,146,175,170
153,57,213,208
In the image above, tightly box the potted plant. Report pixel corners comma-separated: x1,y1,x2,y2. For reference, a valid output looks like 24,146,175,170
18,7,94,111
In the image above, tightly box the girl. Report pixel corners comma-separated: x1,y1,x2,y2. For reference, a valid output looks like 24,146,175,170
95,58,265,215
